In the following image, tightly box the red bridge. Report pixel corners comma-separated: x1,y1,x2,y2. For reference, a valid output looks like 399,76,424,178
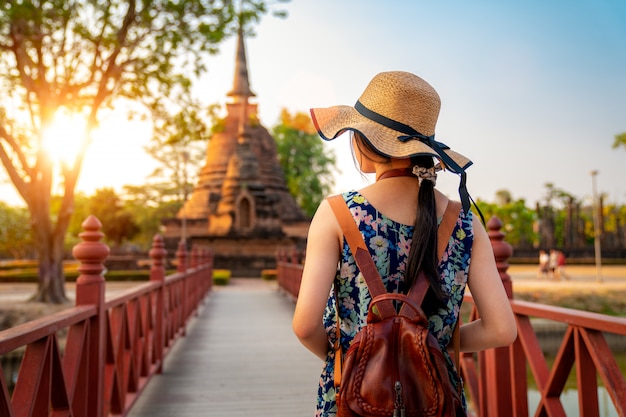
1,215,625,416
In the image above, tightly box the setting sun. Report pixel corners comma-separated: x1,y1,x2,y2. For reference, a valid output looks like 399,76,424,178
41,109,88,167
38,104,157,198
0,106,157,206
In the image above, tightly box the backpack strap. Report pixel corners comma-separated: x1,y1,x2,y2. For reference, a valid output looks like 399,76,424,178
329,195,461,309
328,194,463,391
328,195,397,317
437,201,462,265
434,200,463,395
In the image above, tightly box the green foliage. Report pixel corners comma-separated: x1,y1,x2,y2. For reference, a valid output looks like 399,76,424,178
602,203,626,243
612,132,626,150
53,192,91,253
261,269,277,280
0,259,38,271
476,191,537,248
144,95,210,203
0,268,154,283
272,109,337,217
86,188,140,248
121,183,183,250
0,202,33,259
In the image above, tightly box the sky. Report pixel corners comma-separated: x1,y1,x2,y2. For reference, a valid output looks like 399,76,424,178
1,0,625,209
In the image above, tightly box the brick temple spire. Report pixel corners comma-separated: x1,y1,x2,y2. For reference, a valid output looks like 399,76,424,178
227,24,255,102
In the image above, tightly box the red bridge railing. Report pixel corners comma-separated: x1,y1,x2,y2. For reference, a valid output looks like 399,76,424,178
276,217,626,417
0,215,213,417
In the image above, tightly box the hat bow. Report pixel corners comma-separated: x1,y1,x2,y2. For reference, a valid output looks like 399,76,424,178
355,100,474,214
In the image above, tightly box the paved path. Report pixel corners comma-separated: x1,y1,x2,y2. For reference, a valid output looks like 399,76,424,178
126,278,322,417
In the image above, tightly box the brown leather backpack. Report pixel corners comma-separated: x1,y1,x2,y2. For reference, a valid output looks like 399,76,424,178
328,195,466,417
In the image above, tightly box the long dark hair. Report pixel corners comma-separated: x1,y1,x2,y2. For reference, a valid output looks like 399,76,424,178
352,133,446,311
405,155,447,312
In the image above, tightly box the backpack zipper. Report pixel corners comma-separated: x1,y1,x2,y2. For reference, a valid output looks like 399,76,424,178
394,381,405,417
392,318,405,417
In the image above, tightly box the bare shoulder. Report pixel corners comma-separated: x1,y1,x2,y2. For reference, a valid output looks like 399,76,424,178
433,189,452,219
308,197,342,241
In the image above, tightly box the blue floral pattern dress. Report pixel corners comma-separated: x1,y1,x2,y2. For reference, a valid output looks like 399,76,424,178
315,190,474,416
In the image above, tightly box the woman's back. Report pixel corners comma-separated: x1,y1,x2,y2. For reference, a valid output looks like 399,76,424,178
358,176,450,225
292,70,517,417
314,189,474,415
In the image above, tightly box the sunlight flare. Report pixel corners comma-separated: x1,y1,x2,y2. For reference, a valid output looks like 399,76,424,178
41,108,88,167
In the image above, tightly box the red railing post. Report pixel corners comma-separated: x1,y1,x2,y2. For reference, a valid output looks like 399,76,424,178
479,216,515,417
207,248,214,292
149,234,167,373
73,215,110,417
488,217,514,299
176,240,188,334
176,240,188,273
190,246,199,269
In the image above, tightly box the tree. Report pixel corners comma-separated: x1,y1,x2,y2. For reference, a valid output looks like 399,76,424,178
56,191,90,253
612,132,626,151
88,188,139,249
272,109,337,217
0,0,277,303
476,191,537,248
121,183,182,250
494,189,513,206
144,96,210,204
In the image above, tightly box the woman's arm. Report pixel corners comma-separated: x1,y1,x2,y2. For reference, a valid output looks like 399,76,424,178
292,199,342,361
459,214,518,352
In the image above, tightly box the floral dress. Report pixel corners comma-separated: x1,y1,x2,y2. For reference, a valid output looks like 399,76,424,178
315,190,474,416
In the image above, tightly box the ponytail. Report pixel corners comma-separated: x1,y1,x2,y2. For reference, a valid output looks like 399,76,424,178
351,133,446,312
404,156,446,313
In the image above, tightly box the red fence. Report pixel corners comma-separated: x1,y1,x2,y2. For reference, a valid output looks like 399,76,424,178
0,215,213,417
277,217,626,417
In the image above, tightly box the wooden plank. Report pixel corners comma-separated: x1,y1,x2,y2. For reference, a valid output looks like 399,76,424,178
126,279,321,417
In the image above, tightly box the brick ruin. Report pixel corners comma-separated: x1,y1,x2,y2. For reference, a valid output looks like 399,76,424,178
161,27,309,276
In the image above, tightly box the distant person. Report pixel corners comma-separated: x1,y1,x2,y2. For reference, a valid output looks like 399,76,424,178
537,250,549,279
556,250,570,280
549,249,558,279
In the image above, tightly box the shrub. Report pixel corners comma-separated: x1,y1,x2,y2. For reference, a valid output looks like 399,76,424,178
0,260,39,271
0,268,162,283
261,269,277,281
213,269,231,286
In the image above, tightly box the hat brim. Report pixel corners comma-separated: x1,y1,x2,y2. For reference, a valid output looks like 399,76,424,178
310,105,472,173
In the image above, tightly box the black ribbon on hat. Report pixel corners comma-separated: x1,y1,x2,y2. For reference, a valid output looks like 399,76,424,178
355,100,482,220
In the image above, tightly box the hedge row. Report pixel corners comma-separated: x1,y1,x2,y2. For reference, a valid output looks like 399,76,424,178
0,269,174,283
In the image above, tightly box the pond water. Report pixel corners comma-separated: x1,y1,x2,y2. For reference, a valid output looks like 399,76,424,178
527,387,618,416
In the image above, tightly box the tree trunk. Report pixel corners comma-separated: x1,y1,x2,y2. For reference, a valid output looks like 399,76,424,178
31,252,68,304
29,222,69,304
28,179,70,304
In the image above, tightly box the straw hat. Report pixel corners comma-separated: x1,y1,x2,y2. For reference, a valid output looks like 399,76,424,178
310,71,472,174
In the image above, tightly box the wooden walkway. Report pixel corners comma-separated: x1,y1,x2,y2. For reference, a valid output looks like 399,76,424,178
126,278,322,417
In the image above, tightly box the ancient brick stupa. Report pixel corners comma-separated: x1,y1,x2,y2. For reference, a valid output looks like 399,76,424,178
161,28,309,276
